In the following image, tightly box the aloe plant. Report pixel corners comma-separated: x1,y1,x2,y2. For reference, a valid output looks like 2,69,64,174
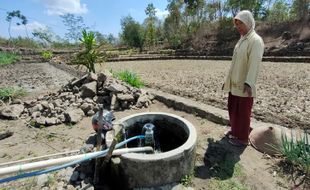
71,29,105,73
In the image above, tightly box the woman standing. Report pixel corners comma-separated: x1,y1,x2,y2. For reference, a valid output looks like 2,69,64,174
223,10,264,146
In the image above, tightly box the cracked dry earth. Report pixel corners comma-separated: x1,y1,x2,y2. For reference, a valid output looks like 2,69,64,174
0,60,305,189
104,59,310,129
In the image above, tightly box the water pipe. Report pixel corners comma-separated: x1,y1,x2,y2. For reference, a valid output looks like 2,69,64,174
0,146,152,177
0,135,145,184
0,150,80,167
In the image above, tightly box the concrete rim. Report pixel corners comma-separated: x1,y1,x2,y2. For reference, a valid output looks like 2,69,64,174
118,112,197,160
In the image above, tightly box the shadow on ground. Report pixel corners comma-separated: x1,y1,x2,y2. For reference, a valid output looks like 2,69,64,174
195,137,246,180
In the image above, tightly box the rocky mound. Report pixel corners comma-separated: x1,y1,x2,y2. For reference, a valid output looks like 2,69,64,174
0,72,154,127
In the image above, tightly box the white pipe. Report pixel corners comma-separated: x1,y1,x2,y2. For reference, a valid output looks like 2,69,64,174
0,147,153,177
0,150,80,167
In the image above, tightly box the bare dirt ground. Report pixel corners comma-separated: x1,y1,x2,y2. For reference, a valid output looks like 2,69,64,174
103,60,310,129
0,60,307,189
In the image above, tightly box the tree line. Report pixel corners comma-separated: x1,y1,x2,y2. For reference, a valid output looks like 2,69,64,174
4,0,309,50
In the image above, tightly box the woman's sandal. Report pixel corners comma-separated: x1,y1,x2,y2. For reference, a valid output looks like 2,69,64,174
228,138,249,147
224,130,236,139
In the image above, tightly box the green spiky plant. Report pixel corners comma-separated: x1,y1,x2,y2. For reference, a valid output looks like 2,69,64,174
281,131,310,172
71,29,105,73
281,130,310,187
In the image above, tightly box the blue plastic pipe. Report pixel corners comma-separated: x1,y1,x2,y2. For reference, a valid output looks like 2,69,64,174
0,135,144,184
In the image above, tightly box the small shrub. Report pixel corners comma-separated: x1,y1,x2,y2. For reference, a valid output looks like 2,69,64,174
0,52,20,66
111,70,144,88
181,174,192,187
0,87,26,101
41,50,53,61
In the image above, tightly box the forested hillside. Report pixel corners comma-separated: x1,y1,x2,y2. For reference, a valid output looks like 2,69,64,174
0,0,309,56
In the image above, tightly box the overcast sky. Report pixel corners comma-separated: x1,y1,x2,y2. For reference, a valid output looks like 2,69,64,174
0,0,169,39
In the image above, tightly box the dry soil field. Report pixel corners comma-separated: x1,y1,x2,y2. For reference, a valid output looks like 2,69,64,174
103,60,310,130
0,60,309,189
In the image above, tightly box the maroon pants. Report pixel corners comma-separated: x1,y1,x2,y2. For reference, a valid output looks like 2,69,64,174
228,93,253,141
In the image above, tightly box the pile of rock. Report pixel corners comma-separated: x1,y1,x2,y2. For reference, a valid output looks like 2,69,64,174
0,72,154,127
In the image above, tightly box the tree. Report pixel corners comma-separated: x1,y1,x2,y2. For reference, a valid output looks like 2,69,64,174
107,34,117,45
60,14,88,43
290,0,309,21
164,0,184,48
32,27,55,46
120,15,144,51
6,10,29,39
267,0,290,23
226,0,267,18
184,0,207,35
144,3,157,48
93,31,107,45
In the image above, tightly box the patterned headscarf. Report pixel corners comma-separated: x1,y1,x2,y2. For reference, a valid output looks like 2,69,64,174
234,10,255,31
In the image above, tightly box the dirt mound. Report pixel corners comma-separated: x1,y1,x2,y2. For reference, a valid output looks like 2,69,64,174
187,20,310,56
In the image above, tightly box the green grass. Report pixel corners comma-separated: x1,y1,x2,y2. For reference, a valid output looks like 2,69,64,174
41,50,53,61
111,70,144,88
0,87,26,101
0,52,20,66
207,163,248,190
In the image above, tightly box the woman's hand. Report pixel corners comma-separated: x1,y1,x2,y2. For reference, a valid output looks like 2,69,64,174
243,84,252,97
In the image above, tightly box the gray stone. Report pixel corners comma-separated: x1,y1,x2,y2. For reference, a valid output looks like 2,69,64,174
80,103,92,113
97,72,108,83
106,83,127,93
45,117,58,126
117,94,134,101
86,110,95,116
53,99,63,107
31,111,41,118
37,174,49,187
24,100,36,107
0,104,24,120
66,184,75,190
84,98,94,104
136,95,150,108
70,74,87,87
70,171,79,182
57,114,66,122
12,99,22,104
87,72,97,82
80,81,97,99
29,104,44,113
64,108,84,124
72,86,79,94
41,101,49,109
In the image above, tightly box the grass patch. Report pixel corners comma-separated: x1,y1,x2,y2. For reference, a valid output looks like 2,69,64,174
281,130,310,173
41,50,53,61
207,163,248,190
111,70,144,88
0,87,26,101
0,52,20,66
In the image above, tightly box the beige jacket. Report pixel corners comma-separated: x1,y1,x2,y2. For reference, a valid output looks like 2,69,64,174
223,30,264,97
